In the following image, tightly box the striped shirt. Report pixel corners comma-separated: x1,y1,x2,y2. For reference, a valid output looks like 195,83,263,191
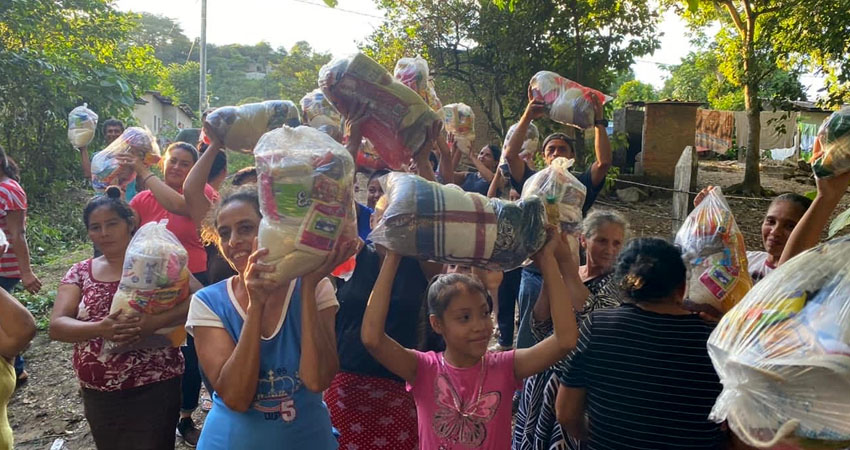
0,179,27,278
559,304,724,450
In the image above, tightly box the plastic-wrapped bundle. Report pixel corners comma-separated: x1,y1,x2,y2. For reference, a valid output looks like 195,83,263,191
318,53,441,170
812,106,850,178
355,138,390,173
369,172,547,270
529,71,608,129
103,220,190,354
674,188,752,316
520,157,586,265
708,236,850,449
393,56,442,111
300,89,342,130
205,100,301,153
68,103,98,148
255,126,357,281
91,127,160,193
441,103,475,153
499,122,540,175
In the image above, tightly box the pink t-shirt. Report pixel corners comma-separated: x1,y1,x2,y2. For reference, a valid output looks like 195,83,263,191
130,184,217,274
407,350,521,450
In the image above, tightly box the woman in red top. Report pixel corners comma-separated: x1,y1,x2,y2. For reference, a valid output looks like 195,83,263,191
49,187,186,450
122,142,217,446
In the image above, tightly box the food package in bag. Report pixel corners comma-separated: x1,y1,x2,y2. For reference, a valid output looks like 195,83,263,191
393,56,442,111
102,220,190,354
91,127,161,193
529,71,608,129
355,138,390,173
300,89,342,130
205,100,301,153
520,157,586,265
0,229,8,253
811,106,850,178
368,172,547,270
255,126,357,281
318,53,441,170
499,122,541,172
674,188,752,316
441,103,475,153
68,103,98,148
707,236,850,449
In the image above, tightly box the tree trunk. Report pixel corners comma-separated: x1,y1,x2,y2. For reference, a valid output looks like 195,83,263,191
738,11,763,196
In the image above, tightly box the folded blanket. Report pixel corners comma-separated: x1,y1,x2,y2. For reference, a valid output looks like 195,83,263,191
205,100,301,153
319,53,441,170
530,71,608,129
812,106,850,178
370,173,546,270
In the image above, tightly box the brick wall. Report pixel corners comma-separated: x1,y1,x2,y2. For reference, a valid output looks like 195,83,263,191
640,103,699,186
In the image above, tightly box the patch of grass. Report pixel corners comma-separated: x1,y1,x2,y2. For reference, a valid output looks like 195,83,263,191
17,290,55,330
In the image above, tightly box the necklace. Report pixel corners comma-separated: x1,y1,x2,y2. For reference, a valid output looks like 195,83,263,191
439,352,488,415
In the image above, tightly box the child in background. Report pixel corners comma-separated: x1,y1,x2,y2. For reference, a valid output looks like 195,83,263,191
361,229,580,449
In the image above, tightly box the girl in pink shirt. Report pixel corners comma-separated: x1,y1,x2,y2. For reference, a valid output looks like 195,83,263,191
362,229,585,449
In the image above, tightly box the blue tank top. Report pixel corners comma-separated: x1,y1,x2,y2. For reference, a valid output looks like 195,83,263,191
194,278,338,450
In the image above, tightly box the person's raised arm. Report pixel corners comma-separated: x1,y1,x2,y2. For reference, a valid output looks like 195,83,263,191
361,249,419,383
779,169,850,265
183,124,221,224
532,233,590,322
193,245,280,412
79,145,92,179
487,169,506,198
505,91,546,186
299,240,358,392
5,210,40,294
466,145,496,183
119,154,190,216
588,98,612,187
514,229,579,380
0,288,35,360
344,101,369,167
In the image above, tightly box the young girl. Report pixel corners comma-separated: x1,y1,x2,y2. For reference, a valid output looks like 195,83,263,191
361,230,580,449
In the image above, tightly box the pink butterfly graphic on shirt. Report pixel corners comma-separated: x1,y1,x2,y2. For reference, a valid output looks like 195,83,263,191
432,374,501,447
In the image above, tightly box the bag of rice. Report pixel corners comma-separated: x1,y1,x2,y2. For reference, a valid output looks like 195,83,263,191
68,103,98,148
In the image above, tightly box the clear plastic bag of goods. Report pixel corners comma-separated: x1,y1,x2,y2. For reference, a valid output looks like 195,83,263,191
255,126,358,281
205,100,301,153
355,138,390,173
102,220,190,355
369,172,547,270
812,106,850,179
0,229,8,254
318,52,441,171
520,157,586,265
674,188,752,317
441,103,475,153
300,89,342,130
393,56,442,111
529,71,609,129
68,103,98,148
499,122,540,175
91,127,161,193
707,235,850,449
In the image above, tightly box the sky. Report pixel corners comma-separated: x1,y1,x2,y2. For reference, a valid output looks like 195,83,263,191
115,0,824,99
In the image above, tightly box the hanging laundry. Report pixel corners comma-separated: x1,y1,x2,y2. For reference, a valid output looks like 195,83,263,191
695,109,735,154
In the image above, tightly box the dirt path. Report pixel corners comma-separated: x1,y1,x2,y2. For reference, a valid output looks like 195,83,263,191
9,159,847,449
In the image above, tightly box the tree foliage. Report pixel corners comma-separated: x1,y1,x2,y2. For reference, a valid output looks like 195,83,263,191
158,62,203,112
268,42,332,103
0,0,165,199
613,80,659,108
363,0,660,137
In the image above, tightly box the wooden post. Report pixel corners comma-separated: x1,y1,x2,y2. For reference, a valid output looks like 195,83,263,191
672,145,698,236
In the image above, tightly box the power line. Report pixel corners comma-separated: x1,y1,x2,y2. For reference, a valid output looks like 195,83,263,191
290,0,385,20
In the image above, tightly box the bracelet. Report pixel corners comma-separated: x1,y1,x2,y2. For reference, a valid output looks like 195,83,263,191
143,173,156,183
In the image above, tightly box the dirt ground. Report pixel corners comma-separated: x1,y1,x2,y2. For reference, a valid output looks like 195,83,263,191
9,159,849,449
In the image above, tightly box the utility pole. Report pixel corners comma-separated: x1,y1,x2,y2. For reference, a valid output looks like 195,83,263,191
199,0,207,117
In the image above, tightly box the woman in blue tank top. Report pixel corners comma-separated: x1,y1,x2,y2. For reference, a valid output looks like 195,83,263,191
185,186,357,450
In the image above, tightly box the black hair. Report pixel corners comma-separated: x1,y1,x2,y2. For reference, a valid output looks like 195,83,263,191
202,185,261,247
83,186,136,231
771,193,812,213
102,118,124,131
208,151,227,182
486,144,502,165
0,144,20,183
232,166,258,186
542,133,576,156
615,237,686,303
165,142,199,163
368,169,390,184
426,273,491,318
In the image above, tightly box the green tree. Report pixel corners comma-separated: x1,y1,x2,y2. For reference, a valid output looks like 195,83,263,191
613,80,659,108
671,0,850,195
363,0,660,138
269,42,332,103
127,12,196,65
159,62,205,112
0,0,165,199
206,42,284,106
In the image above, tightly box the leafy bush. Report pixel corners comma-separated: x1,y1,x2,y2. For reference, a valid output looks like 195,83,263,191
17,290,55,330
